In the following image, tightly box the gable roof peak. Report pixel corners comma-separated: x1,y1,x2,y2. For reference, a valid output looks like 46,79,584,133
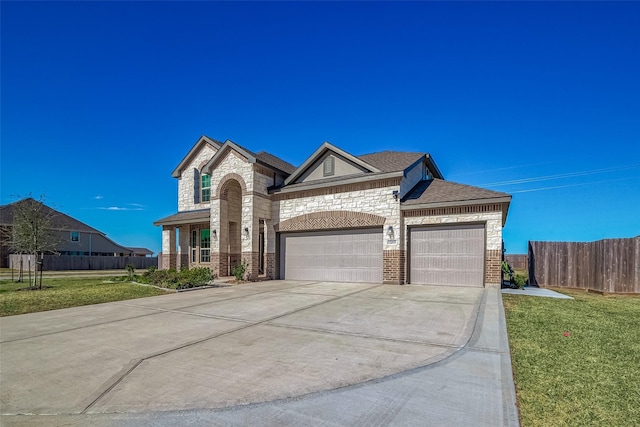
171,135,223,178
203,139,295,176
283,141,381,186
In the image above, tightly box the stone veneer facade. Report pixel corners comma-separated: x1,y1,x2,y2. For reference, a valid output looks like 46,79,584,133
160,139,508,286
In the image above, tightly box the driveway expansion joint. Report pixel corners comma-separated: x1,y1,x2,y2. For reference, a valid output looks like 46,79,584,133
266,322,465,350
3,283,325,344
80,283,385,414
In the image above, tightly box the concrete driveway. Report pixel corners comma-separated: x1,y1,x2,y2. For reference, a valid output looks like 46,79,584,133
0,280,518,426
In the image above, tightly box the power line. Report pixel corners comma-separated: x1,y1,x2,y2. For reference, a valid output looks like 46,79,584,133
479,164,640,187
448,159,564,177
509,177,639,194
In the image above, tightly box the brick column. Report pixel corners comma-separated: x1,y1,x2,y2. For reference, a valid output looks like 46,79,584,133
242,251,260,280
219,252,231,277
383,250,405,285
485,249,502,285
161,227,176,270
177,225,189,270
266,253,275,279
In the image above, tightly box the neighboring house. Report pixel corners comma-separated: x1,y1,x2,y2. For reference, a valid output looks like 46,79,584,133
154,135,511,286
0,198,153,268
126,247,155,257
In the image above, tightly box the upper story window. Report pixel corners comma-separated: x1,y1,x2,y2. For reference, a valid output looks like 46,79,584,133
70,231,79,242
201,174,211,202
323,156,335,177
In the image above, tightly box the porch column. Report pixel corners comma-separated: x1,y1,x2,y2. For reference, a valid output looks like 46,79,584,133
177,225,189,269
161,226,176,269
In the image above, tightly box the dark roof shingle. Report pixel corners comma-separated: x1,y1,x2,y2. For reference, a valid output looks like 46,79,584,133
256,151,297,174
0,198,104,234
357,151,425,173
402,179,511,206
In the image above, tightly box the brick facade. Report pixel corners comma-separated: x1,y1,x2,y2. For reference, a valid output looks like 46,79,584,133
383,250,406,285
266,253,275,279
275,211,386,232
485,249,502,285
242,251,260,280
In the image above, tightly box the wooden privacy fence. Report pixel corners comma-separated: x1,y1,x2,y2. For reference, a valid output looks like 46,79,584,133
9,254,158,271
528,237,640,294
504,254,528,271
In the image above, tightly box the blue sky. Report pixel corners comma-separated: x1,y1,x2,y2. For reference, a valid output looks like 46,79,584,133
2,1,639,255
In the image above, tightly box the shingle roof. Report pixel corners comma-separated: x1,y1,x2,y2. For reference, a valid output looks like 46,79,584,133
126,247,154,255
153,209,210,226
0,198,104,234
402,179,511,206
357,151,425,173
256,151,297,174
211,140,296,175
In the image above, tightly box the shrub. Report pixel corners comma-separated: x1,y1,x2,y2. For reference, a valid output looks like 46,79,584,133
514,273,527,288
232,261,247,281
141,267,213,289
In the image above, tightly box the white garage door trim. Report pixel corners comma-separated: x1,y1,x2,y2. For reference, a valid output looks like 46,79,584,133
279,228,383,283
409,223,486,287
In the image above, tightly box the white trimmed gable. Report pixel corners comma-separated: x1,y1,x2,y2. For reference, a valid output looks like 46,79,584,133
284,142,380,186
172,135,222,178
296,151,370,183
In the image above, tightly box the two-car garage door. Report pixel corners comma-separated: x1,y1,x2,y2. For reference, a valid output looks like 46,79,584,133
409,224,485,287
279,228,382,283
279,224,486,286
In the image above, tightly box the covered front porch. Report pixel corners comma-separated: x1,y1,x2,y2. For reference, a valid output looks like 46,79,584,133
153,210,270,279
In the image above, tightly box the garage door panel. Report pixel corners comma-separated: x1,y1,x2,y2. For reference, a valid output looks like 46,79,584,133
410,224,485,287
280,229,382,283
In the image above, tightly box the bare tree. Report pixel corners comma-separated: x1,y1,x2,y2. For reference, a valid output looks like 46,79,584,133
4,196,61,289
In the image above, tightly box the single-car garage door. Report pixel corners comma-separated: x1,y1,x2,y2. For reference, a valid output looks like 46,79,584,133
279,228,382,283
409,224,485,287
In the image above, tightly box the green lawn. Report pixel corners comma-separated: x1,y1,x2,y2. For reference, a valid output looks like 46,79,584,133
503,289,640,426
0,276,170,316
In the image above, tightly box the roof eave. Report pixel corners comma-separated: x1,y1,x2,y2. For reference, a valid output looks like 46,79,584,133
271,171,403,195
401,196,512,211
402,196,512,227
203,140,257,174
153,216,210,227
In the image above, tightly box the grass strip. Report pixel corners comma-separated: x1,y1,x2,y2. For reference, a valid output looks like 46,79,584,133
0,277,169,316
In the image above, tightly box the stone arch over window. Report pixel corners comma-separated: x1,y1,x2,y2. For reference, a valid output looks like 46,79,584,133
274,211,386,232
215,173,248,200
197,159,210,173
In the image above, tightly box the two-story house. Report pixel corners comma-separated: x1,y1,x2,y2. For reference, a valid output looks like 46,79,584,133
154,135,511,286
